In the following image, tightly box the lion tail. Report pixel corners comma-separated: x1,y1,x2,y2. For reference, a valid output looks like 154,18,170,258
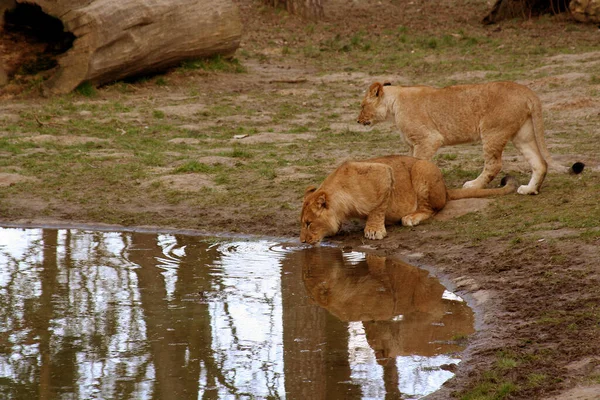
529,96,585,175
447,175,519,200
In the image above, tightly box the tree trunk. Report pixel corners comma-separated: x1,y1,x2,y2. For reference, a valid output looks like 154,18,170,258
265,0,324,20
0,0,15,85
482,0,569,24
14,0,242,94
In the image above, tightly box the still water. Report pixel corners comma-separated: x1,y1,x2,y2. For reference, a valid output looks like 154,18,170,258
0,227,474,399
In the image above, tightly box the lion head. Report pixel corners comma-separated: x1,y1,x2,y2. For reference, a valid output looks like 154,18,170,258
299,186,340,244
357,82,391,126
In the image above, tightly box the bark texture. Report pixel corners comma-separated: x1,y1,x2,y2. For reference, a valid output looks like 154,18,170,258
0,0,15,84
570,0,600,22
15,0,242,94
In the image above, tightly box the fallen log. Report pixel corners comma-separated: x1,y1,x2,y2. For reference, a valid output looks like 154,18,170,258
7,0,242,94
482,0,569,24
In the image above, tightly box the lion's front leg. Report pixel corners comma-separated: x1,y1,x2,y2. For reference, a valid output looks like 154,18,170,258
364,181,393,240
364,210,387,240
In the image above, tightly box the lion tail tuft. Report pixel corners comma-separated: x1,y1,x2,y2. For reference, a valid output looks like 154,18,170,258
500,174,519,190
569,162,585,175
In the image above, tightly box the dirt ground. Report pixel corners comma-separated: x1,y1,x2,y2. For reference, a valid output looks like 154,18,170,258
1,0,600,399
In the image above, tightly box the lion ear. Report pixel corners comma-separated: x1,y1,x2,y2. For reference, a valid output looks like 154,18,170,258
368,82,384,98
305,185,317,194
317,193,328,209
304,186,317,198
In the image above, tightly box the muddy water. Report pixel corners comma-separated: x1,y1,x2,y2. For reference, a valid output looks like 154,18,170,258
0,227,474,399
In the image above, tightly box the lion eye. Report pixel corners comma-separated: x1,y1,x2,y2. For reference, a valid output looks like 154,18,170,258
305,221,311,229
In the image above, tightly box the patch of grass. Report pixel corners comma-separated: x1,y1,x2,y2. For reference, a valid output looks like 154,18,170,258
205,103,243,118
214,174,230,185
509,236,522,246
274,103,306,121
496,356,518,370
259,166,277,180
288,125,310,133
303,45,320,58
155,77,168,86
436,153,458,161
229,146,252,159
461,377,518,400
419,37,438,49
537,313,562,325
75,82,97,97
0,138,28,155
439,168,600,245
279,202,294,210
442,167,480,184
180,55,246,73
461,351,521,400
175,161,214,174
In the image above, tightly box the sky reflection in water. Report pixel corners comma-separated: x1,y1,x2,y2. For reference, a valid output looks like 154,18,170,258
0,228,474,399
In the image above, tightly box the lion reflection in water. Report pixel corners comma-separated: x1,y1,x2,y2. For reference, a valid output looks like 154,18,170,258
301,247,474,365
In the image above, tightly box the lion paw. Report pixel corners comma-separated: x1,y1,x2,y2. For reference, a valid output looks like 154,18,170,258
364,227,386,240
517,185,538,195
401,216,417,227
402,214,427,227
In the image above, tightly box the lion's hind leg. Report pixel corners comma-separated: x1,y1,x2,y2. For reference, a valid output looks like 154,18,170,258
401,210,435,227
463,133,508,189
402,160,446,227
512,119,547,195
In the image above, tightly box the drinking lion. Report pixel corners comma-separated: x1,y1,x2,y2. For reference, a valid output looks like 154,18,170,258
300,155,517,244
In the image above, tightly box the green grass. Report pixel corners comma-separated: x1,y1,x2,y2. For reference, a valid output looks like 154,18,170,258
461,378,518,400
436,169,600,244
155,77,168,86
175,161,215,174
179,55,246,73
75,82,97,97
460,352,522,399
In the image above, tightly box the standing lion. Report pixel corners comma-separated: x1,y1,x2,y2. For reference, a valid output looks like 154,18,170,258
357,81,584,195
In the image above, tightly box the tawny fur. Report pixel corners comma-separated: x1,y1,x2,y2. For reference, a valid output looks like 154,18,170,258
301,249,474,359
299,155,517,244
357,81,583,195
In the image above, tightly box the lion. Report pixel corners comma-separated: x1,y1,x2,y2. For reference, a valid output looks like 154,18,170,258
300,154,518,244
301,248,475,360
357,81,584,195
